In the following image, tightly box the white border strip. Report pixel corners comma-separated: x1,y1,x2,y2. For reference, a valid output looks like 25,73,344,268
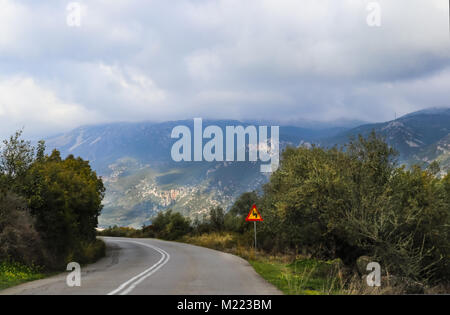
107,240,170,295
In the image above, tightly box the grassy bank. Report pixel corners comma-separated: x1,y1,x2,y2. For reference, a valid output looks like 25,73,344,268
249,258,345,295
0,239,106,291
0,261,47,290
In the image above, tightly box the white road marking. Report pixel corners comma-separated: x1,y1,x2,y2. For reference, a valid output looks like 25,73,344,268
106,240,170,295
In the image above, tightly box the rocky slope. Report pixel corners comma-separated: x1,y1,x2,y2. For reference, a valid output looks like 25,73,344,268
45,110,450,227
46,120,340,227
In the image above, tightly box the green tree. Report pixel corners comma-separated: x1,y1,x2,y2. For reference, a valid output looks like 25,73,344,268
151,210,191,240
209,207,225,231
23,150,105,265
0,131,105,268
258,131,449,284
0,130,35,188
225,192,259,233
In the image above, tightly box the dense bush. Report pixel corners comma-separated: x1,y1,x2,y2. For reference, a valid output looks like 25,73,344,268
23,150,105,265
98,226,142,238
0,192,47,266
148,210,191,240
72,239,106,265
0,131,105,269
209,207,225,231
254,132,449,284
224,192,259,233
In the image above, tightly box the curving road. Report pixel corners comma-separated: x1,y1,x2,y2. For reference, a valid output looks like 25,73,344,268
0,237,281,295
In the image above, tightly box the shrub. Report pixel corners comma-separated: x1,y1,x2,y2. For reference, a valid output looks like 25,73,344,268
0,192,47,266
70,239,106,265
150,210,191,240
98,226,142,238
224,192,259,233
254,132,449,285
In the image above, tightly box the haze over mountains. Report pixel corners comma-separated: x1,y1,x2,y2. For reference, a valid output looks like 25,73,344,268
45,108,450,228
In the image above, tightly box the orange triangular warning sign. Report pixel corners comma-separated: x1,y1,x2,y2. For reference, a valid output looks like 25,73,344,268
245,205,263,222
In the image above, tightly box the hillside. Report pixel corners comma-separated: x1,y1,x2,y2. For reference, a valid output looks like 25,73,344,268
321,108,450,171
46,120,342,227
45,109,450,227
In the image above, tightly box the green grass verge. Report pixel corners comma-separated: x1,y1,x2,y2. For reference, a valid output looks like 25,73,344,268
0,239,106,291
0,261,48,291
249,258,344,295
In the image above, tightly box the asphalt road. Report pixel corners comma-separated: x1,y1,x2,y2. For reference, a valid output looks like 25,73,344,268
0,237,281,295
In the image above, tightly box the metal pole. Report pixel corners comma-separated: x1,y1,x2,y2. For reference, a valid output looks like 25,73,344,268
254,221,257,250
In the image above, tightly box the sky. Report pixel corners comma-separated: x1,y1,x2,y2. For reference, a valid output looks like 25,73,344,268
0,0,450,139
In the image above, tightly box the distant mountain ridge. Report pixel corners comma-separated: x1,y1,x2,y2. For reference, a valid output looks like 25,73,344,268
45,109,450,227
46,120,344,227
46,120,345,174
321,108,450,170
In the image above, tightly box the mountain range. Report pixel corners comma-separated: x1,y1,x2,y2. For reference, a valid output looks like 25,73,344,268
321,108,450,170
45,108,450,227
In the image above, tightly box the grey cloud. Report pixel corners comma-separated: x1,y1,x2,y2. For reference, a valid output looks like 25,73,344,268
0,0,449,138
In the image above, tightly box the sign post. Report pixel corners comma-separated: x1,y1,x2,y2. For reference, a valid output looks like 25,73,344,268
245,205,263,250
254,221,257,249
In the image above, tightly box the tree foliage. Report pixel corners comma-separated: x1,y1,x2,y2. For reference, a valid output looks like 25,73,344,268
0,131,105,268
0,192,46,266
253,131,449,284
224,192,259,233
147,210,191,240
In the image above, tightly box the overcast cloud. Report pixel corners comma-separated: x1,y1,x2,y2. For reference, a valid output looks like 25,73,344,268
0,0,449,138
